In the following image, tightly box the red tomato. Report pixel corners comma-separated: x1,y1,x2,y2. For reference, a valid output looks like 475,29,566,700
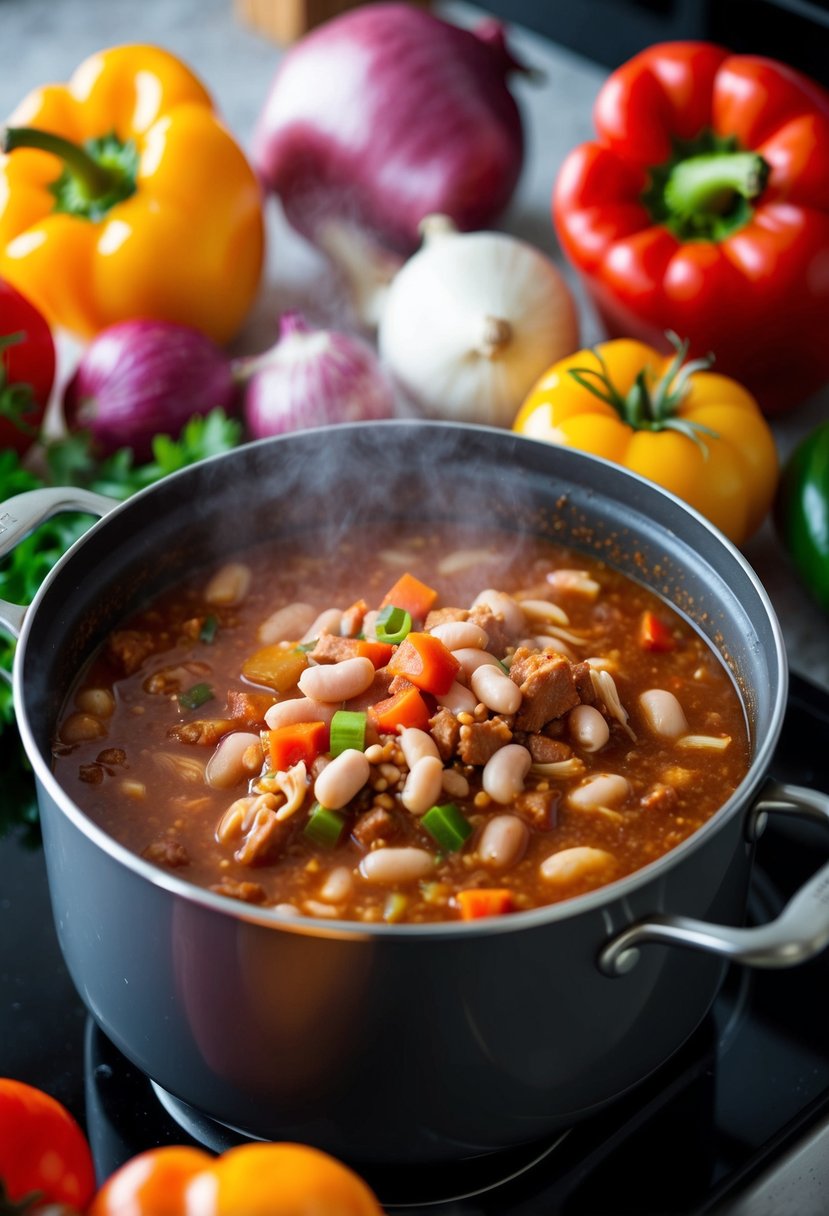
0,279,55,454
0,1077,96,1209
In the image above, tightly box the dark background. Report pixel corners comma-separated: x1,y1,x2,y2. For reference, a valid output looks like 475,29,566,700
476,0,829,84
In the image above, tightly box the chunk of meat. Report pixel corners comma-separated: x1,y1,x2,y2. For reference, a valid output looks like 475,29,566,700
108,630,157,676
227,689,276,726
142,838,190,867
168,718,234,746
341,598,368,637
509,647,586,733
429,708,461,761
467,606,512,658
640,783,679,813
210,878,267,904
424,606,468,629
352,806,397,848
458,717,512,766
514,788,560,831
525,735,573,764
310,634,362,663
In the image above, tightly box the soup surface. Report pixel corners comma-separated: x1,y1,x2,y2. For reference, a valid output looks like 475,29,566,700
54,525,749,924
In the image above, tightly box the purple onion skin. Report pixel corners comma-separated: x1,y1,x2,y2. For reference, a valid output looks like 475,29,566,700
252,3,526,255
63,320,237,461
241,312,397,439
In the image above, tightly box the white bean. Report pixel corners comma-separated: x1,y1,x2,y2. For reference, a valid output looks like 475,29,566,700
264,698,337,731
314,749,370,810
435,681,478,715
298,656,375,703
319,866,354,903
205,562,252,607
471,665,522,715
540,846,615,884
429,621,490,651
399,727,440,769
568,773,630,811
453,648,502,681
75,688,115,718
569,704,610,752
300,607,343,643
206,732,262,789
442,769,470,798
401,755,445,816
478,814,529,869
482,744,532,804
359,847,435,885
258,602,317,645
639,689,689,739
61,712,106,744
471,589,526,635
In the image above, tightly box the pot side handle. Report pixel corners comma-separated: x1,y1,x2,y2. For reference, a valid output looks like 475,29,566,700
599,781,829,978
0,486,118,639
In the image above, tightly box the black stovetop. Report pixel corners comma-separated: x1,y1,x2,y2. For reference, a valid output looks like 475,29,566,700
2,671,829,1216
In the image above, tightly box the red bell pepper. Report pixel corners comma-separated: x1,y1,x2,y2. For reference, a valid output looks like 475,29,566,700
553,42,829,415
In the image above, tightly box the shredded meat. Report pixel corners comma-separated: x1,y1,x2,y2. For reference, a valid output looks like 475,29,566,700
458,717,512,766
388,673,417,696
640,783,679,813
142,839,190,867
352,806,397,848
310,634,363,663
227,689,276,726
217,793,289,865
429,708,461,761
514,788,560,831
509,647,588,733
168,718,234,746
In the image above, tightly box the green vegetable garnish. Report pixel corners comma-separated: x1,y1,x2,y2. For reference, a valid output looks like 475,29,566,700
329,709,367,757
303,803,346,849
422,802,473,852
178,682,215,710
199,614,219,644
375,604,412,645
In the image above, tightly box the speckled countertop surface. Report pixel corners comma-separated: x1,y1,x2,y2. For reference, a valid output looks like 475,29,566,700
3,0,827,690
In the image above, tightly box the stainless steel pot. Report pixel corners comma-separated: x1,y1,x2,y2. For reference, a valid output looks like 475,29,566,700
3,421,829,1165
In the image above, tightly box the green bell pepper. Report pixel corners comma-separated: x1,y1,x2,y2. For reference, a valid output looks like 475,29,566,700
776,421,829,612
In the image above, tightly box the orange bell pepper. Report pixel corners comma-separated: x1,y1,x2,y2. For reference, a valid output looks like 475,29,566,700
0,45,265,343
456,888,514,920
368,685,431,734
387,632,460,696
379,572,438,622
267,721,328,772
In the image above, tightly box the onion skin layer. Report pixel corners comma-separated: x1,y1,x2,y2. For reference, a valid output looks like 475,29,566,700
252,3,527,256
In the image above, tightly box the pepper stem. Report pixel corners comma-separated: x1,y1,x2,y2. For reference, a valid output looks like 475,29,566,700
665,151,769,221
2,126,138,221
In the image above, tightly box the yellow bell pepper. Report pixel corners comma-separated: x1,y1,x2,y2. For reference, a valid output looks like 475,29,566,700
513,336,778,547
0,45,265,345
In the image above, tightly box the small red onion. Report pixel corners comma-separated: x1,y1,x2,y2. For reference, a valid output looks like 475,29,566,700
63,320,236,460
237,312,396,439
252,3,528,257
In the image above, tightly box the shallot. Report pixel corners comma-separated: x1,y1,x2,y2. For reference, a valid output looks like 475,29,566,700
377,216,579,427
252,3,528,262
63,319,236,459
236,311,397,438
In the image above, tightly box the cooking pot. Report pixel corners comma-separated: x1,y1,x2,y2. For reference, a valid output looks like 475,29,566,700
3,422,829,1165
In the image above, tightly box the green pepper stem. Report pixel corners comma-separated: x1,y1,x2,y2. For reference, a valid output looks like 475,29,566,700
665,151,769,219
2,125,121,200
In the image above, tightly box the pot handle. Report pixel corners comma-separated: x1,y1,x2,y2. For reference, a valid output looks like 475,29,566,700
598,780,829,977
0,486,118,639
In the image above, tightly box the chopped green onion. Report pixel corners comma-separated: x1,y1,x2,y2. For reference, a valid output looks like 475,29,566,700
303,802,345,849
330,709,367,757
178,682,215,710
422,802,473,852
375,604,412,645
199,614,219,644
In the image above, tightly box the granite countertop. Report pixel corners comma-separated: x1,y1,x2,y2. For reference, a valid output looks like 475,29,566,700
3,0,827,690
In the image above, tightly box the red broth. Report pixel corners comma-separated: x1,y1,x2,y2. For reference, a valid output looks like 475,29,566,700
53,524,749,924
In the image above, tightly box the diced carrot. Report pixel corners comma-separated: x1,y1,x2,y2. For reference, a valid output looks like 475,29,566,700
355,639,394,668
379,572,438,622
242,645,308,692
368,686,431,734
387,632,460,696
267,720,329,772
456,888,514,920
638,610,676,653
226,689,277,726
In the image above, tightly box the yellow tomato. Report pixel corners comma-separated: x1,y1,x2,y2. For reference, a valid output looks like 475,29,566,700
513,337,779,546
89,1142,385,1216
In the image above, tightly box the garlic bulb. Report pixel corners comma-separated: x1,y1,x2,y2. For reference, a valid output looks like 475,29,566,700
377,215,579,427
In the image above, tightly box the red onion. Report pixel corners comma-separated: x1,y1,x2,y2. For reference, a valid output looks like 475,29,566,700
63,320,236,460
237,311,397,438
252,3,528,258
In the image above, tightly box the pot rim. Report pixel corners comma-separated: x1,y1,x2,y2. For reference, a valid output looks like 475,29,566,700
11,424,789,940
